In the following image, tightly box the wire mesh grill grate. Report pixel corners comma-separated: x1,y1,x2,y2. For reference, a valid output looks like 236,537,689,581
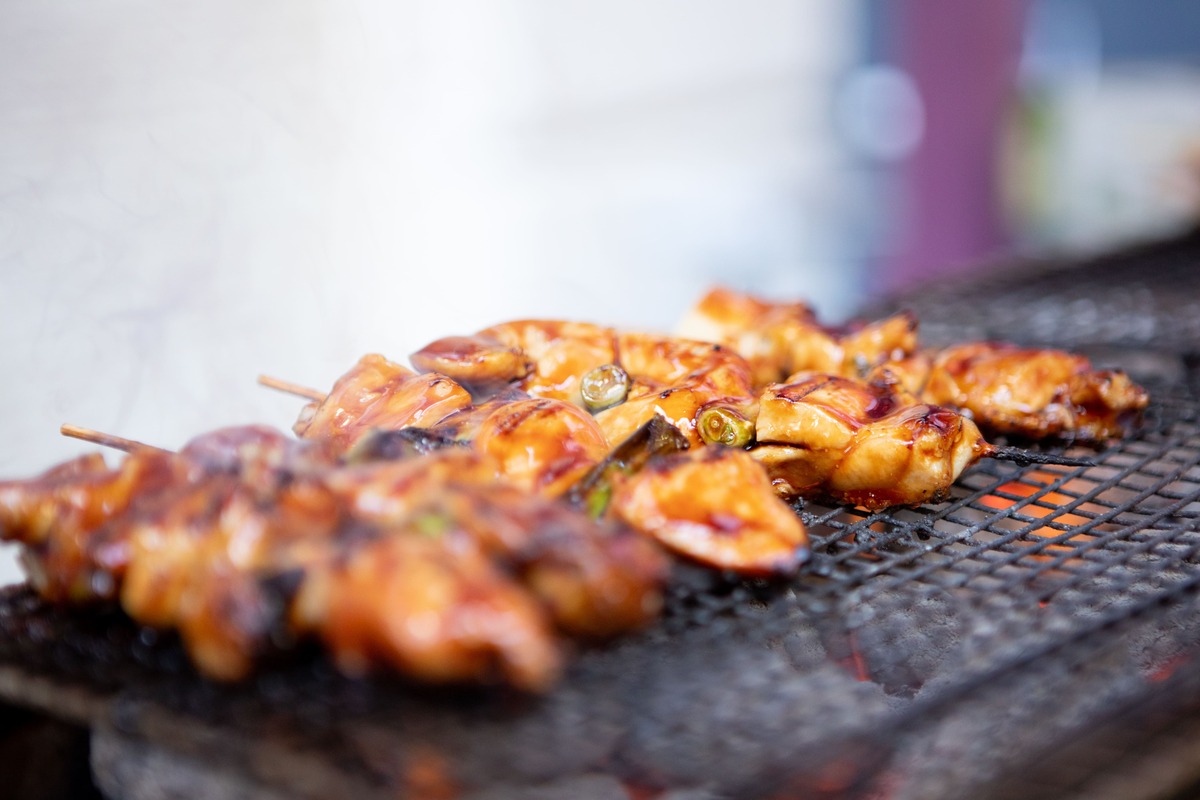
5,233,1200,798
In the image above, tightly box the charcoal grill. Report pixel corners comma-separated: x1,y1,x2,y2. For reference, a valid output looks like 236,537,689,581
4,229,1200,799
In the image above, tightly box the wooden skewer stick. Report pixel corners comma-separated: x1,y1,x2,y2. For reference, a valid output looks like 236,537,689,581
257,374,326,402
987,444,1096,469
60,424,172,455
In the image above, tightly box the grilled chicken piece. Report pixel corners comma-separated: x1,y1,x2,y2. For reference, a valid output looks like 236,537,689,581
304,531,562,690
677,286,918,387
411,320,614,401
1,434,666,689
609,446,809,576
591,334,756,448
751,373,991,509
920,342,1149,441
414,321,753,401
411,321,757,446
343,394,611,499
327,452,669,638
471,397,611,497
293,354,611,493
0,450,185,603
178,423,335,481
120,472,565,688
120,475,344,680
293,354,472,452
675,287,818,387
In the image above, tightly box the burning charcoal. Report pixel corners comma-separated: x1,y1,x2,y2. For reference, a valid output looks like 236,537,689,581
464,774,627,800
828,587,965,698
616,637,893,795
895,611,1146,799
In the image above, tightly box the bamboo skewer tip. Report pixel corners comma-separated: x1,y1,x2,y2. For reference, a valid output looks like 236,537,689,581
60,424,170,455
257,374,326,402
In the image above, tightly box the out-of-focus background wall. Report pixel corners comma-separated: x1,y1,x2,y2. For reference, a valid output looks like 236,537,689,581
2,0,1200,584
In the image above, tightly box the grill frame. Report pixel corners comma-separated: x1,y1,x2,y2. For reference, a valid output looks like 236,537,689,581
4,231,1200,798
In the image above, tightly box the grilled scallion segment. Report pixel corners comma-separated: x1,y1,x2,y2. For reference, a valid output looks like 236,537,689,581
565,415,689,518
580,364,632,411
697,406,755,447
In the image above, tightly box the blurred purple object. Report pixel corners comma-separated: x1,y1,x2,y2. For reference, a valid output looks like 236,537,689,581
886,0,1029,292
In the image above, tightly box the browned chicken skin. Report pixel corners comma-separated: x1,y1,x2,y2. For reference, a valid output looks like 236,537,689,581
751,373,992,510
411,320,612,401
410,321,756,447
680,288,1148,443
3,287,1151,688
471,397,610,497
677,286,919,387
293,355,612,498
324,450,669,638
307,532,562,690
920,342,1149,441
610,446,809,576
293,354,472,451
0,428,668,689
0,450,186,603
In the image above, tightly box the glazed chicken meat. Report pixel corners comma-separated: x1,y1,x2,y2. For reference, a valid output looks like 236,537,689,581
680,287,1149,442
0,284,1149,690
918,342,1149,441
0,426,668,689
751,372,991,509
676,286,919,387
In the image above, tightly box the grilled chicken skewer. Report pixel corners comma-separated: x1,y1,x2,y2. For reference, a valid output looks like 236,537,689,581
270,353,810,574
751,371,1094,510
3,426,668,688
411,322,758,447
679,287,1149,442
276,354,610,498
676,286,919,388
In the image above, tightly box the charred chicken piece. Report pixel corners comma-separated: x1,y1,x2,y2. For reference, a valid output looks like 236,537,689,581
919,342,1149,442
677,286,918,387
118,470,566,688
293,354,472,452
750,372,1089,510
177,423,335,480
293,354,611,494
0,426,343,607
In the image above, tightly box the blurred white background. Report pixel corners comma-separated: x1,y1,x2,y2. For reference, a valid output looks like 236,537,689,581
6,1,1200,586
0,1,859,583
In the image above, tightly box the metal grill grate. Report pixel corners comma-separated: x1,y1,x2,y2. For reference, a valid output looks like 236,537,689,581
867,225,1200,353
4,233,1200,798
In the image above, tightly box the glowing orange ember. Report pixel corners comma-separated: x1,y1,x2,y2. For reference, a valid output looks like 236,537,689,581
979,470,1092,561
